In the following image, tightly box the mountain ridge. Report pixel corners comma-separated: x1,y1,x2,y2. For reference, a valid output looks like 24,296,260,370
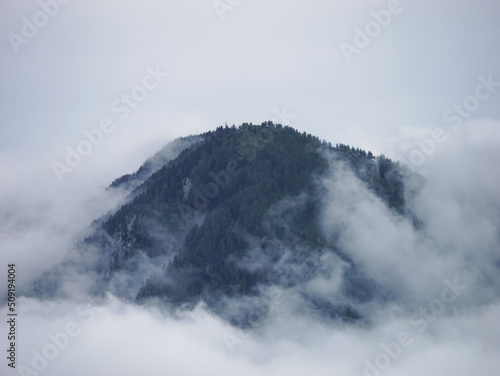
31,122,414,327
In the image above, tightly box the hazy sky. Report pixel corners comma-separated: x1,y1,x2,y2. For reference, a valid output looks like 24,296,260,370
1,0,499,187
1,1,500,376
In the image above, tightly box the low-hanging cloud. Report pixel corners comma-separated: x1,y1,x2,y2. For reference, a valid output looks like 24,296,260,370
2,119,499,376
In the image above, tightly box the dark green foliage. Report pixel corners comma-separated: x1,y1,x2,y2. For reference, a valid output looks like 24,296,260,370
94,122,409,308
373,155,406,212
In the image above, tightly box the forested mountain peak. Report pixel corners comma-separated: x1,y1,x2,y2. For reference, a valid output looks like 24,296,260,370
34,122,411,327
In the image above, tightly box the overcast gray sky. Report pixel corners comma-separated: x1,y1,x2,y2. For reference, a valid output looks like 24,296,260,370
1,0,499,187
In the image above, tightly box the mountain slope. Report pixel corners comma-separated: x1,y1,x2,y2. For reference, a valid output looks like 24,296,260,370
33,122,412,326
